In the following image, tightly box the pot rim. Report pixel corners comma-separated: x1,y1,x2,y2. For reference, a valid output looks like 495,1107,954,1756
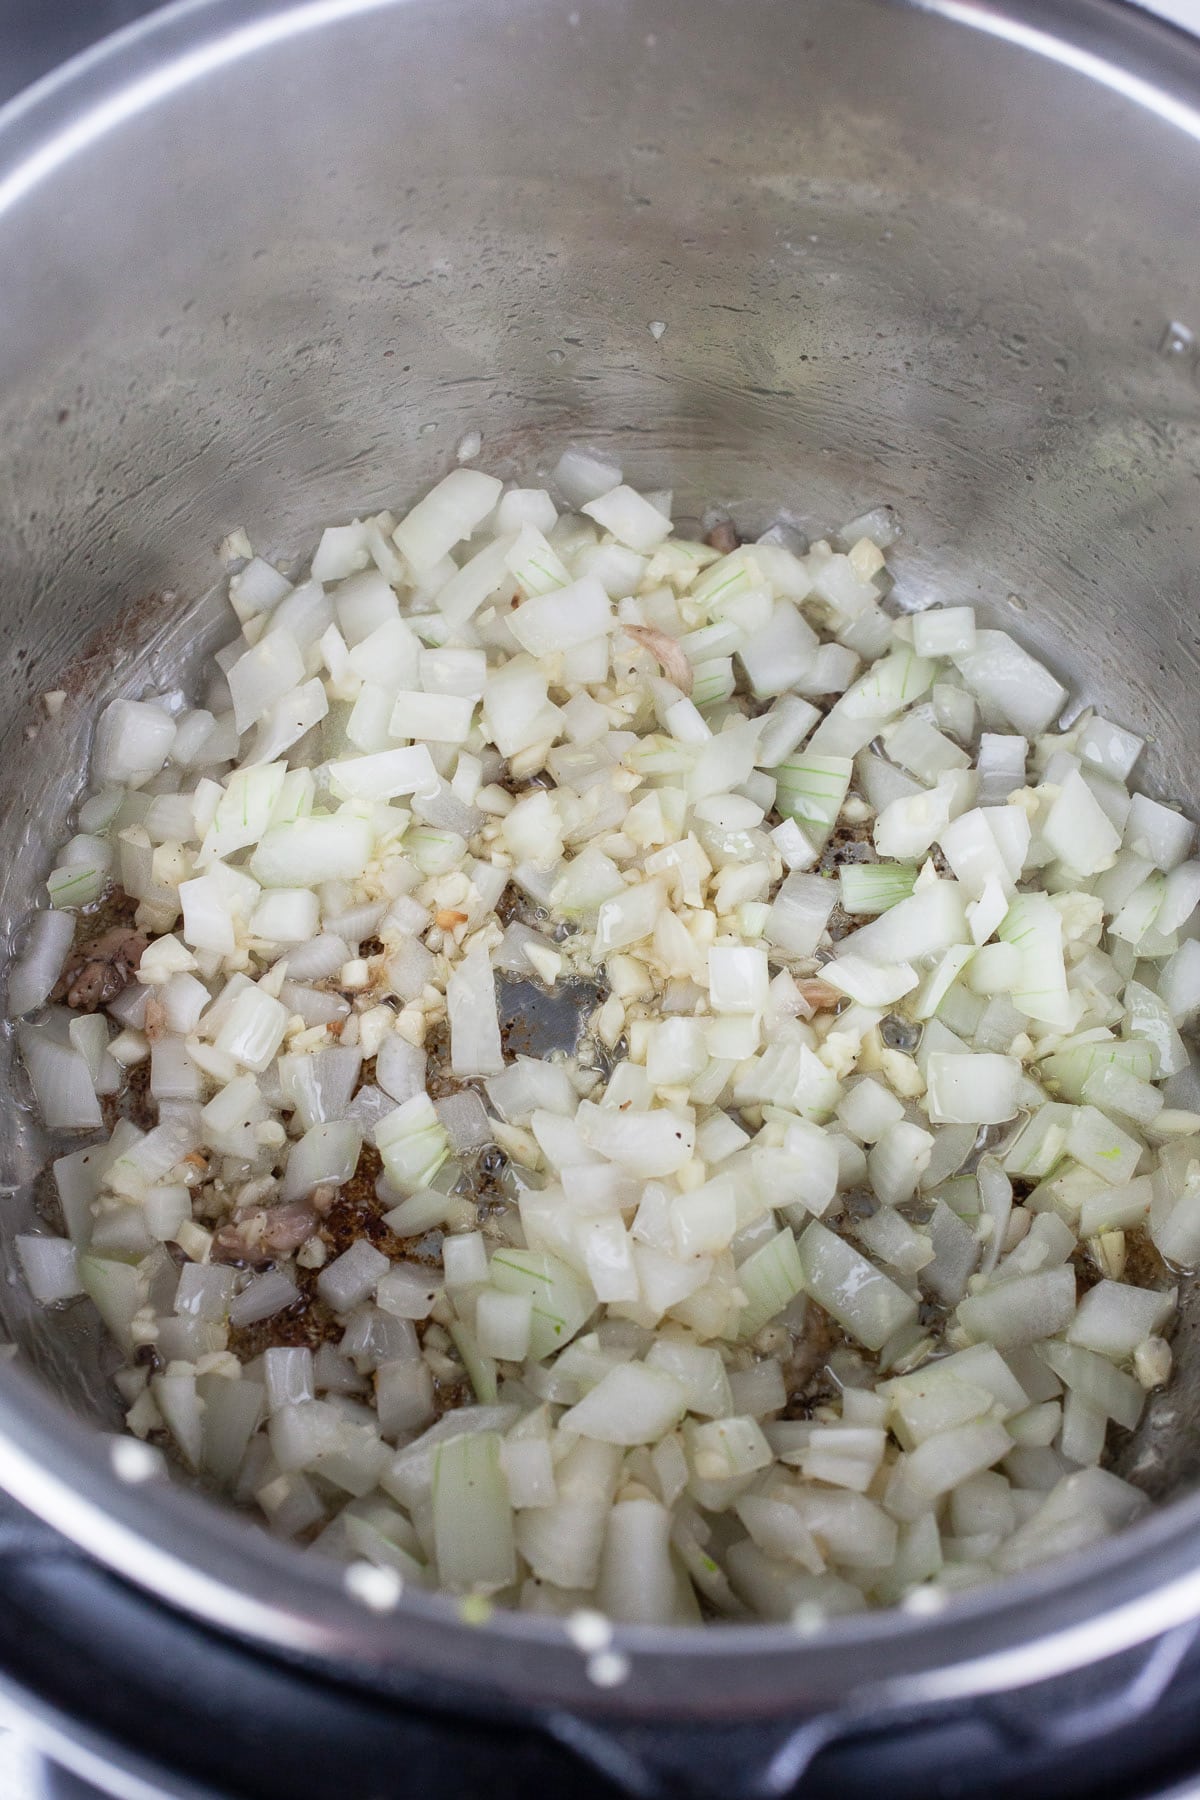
0,0,1199,1722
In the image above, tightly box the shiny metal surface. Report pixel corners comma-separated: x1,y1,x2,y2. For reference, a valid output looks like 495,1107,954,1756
0,0,1198,1722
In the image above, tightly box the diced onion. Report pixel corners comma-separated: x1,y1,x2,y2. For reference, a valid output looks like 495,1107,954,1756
15,448,1197,1625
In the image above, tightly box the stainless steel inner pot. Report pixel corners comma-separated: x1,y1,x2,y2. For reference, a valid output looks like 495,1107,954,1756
0,0,1198,1730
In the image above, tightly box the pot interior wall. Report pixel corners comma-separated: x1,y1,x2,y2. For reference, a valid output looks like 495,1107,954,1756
0,0,1197,1495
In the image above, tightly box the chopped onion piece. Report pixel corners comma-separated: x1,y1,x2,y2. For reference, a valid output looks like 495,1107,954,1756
392,469,502,573
18,448,1198,1623
16,1234,83,1304
560,1363,687,1445
447,943,504,1078
925,1053,1022,1126
796,1222,918,1351
229,1271,302,1329
8,909,75,1016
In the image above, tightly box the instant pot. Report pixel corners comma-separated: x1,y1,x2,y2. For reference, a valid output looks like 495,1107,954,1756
1,0,1200,1794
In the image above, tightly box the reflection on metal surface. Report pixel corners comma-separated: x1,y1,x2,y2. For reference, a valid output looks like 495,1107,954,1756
0,0,399,214
0,1724,41,1800
912,0,1200,137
